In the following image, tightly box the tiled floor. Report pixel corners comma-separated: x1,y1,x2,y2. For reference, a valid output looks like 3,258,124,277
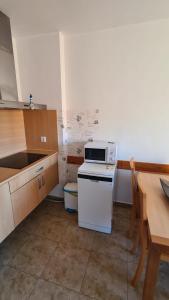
0,199,169,300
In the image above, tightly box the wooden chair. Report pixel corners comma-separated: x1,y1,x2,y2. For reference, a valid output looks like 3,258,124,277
131,184,169,288
128,158,140,252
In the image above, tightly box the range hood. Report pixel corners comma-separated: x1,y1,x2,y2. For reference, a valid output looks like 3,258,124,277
0,12,47,111
0,100,47,110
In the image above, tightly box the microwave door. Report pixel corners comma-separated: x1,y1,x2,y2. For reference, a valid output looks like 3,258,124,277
85,148,106,163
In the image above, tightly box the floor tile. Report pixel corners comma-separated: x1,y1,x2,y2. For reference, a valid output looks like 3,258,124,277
34,200,65,217
113,205,130,221
21,211,68,242
30,279,95,300
11,235,57,277
156,261,169,300
61,224,95,251
18,214,39,234
38,199,79,225
113,215,129,234
91,230,129,261
81,251,128,300
0,265,36,300
0,228,31,266
4,202,168,300
42,244,90,292
36,214,68,241
127,260,169,300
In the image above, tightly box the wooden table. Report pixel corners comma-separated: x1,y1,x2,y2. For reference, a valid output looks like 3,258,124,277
138,172,169,300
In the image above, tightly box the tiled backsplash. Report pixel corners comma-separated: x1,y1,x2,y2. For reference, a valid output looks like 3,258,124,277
57,108,100,183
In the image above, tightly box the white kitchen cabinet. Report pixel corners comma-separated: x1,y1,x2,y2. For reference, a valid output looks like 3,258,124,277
45,163,59,194
0,183,14,243
9,160,48,193
11,161,59,226
37,172,47,203
11,176,40,226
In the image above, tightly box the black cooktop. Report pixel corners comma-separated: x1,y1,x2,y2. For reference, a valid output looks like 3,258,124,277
0,152,47,169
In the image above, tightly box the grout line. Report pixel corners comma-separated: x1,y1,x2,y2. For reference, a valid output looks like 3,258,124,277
1,262,97,300
127,260,129,300
79,234,96,297
1,204,132,300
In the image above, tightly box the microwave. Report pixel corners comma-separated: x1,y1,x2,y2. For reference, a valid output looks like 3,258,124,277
84,141,116,164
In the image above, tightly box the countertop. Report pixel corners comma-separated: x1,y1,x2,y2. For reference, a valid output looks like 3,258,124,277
0,149,58,187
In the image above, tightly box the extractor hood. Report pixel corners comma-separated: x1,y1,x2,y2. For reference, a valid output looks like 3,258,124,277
0,100,47,110
0,12,47,111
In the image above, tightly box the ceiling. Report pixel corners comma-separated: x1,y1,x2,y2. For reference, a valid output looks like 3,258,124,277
0,0,169,37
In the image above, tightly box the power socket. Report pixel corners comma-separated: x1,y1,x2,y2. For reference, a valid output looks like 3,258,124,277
40,136,47,143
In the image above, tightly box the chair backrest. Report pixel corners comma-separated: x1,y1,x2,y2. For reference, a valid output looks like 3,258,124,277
138,183,147,222
130,158,136,172
130,158,138,200
137,183,149,249
130,158,141,218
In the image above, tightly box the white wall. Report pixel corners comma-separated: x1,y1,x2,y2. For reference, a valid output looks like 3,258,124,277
14,32,66,198
64,19,169,164
14,33,62,109
14,19,169,203
63,19,169,203
0,49,18,100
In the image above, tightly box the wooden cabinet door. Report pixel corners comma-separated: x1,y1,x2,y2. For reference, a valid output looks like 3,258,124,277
45,163,59,195
11,178,39,226
0,183,15,243
37,173,47,203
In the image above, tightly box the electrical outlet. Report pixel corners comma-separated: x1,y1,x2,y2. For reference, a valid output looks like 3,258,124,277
40,136,47,143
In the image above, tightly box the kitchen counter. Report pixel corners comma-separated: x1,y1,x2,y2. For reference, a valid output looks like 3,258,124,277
0,148,59,242
0,168,20,184
0,149,58,187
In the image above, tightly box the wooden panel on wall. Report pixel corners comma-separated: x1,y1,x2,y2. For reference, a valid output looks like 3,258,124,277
117,160,169,173
23,110,58,151
67,156,169,174
67,156,84,165
0,110,26,158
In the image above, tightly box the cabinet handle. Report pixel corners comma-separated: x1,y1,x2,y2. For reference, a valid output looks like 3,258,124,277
36,166,44,173
42,175,45,186
38,178,41,189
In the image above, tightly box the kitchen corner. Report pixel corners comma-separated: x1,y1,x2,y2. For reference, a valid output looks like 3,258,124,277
0,108,59,243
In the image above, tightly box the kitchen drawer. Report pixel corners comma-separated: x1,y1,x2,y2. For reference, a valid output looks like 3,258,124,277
9,159,49,193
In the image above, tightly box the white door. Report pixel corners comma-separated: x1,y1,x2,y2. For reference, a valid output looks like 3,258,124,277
78,177,113,233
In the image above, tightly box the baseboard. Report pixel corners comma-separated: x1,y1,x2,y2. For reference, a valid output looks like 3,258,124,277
114,201,132,208
46,195,64,202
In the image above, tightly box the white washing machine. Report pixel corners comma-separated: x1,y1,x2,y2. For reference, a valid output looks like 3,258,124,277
78,163,116,234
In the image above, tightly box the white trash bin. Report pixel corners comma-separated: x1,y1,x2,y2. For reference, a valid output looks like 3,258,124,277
64,182,78,212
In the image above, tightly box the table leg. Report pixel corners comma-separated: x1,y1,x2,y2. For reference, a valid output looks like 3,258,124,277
143,244,160,300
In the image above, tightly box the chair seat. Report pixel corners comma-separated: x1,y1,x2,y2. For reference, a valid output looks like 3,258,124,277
161,253,169,262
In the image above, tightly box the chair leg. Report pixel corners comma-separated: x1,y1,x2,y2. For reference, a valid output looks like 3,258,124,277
128,206,136,238
130,230,139,254
130,245,146,287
